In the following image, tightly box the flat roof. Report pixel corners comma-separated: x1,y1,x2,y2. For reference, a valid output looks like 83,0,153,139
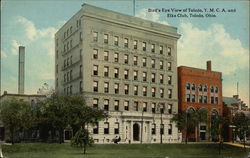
178,66,222,74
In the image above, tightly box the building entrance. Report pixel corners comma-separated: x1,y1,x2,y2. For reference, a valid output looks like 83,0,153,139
133,123,140,141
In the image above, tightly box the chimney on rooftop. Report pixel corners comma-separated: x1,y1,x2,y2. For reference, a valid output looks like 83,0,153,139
18,46,25,94
206,60,211,71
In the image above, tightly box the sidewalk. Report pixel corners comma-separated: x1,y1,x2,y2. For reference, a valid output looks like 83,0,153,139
225,142,250,149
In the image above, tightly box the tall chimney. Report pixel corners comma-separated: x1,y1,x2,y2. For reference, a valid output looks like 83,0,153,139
18,46,25,94
206,60,211,71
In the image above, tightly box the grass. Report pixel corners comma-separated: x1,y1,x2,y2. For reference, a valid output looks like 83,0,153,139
1,142,249,158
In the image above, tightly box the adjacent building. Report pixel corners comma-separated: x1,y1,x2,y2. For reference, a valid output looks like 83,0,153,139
178,61,223,141
55,4,181,143
0,91,46,141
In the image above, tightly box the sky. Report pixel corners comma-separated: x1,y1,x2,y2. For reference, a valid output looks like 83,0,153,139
1,0,249,106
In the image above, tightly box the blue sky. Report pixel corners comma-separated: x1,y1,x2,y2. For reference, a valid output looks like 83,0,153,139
1,0,249,105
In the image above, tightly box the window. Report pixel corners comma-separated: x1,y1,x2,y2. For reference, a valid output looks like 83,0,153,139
199,95,203,103
64,74,66,82
168,76,172,85
114,122,119,134
142,42,146,51
134,85,138,95
104,122,109,134
67,42,69,51
70,70,72,80
114,53,119,62
134,101,139,111
168,89,172,98
191,84,196,91
143,72,147,81
80,49,82,59
160,60,163,69
152,88,156,97
160,45,163,54
70,40,72,48
167,62,172,71
133,71,138,80
168,124,172,135
133,40,138,49
167,47,171,56
160,124,164,135
143,87,147,96
215,97,218,104
186,83,190,90
151,59,155,68
79,32,82,41
151,73,156,83
124,38,128,48
211,96,214,104
93,49,98,59
124,101,129,111
215,87,218,93
104,34,108,44
67,72,69,81
93,32,98,42
142,57,147,67
104,51,109,61
93,122,98,134
133,56,138,65
104,82,109,93
192,94,195,102
124,84,129,94
114,100,119,111
152,123,156,135
199,84,203,91
93,98,98,109
211,86,214,93
143,102,147,112
151,44,155,53
124,69,129,79
56,64,58,74
93,65,98,75
186,94,190,102
124,54,128,64
114,83,119,94
70,85,72,95
160,88,164,98
114,68,119,78
104,99,109,111
79,65,82,76
79,81,83,92
204,96,207,103
159,74,164,84
204,85,207,92
104,66,109,77
168,104,172,114
114,36,119,46
151,103,156,113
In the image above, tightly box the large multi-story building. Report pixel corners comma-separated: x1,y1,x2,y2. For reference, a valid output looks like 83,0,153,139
178,61,223,141
55,4,181,143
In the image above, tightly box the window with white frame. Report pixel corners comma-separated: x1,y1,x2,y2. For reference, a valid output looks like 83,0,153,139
114,53,119,62
104,34,108,44
93,81,98,92
114,68,119,78
114,83,119,94
104,51,109,61
143,102,147,112
124,101,129,111
124,69,129,79
104,82,109,93
104,66,109,77
143,86,147,96
93,32,98,42
134,85,138,95
124,84,129,94
93,65,98,76
93,98,98,109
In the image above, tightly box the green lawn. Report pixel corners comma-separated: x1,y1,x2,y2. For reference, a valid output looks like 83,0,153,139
1,143,249,158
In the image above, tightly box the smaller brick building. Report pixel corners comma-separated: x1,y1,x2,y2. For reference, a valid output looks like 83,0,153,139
178,61,223,141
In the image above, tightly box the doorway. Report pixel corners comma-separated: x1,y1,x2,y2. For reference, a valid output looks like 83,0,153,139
133,123,140,141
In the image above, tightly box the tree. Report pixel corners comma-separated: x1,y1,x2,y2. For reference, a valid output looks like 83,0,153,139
0,98,31,144
192,109,208,142
210,116,228,154
71,127,94,155
171,111,195,144
232,112,250,150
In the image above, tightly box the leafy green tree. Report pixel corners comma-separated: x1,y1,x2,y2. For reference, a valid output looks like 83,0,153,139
71,127,94,155
193,109,208,142
0,98,31,144
171,111,195,144
232,112,250,150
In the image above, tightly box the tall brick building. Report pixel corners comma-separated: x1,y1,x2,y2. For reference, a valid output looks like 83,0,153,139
178,61,223,141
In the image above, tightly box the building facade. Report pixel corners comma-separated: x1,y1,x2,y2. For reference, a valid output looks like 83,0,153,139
55,4,181,143
178,61,223,141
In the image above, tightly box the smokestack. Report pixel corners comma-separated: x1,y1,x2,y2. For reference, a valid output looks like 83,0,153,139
206,60,211,71
18,46,25,94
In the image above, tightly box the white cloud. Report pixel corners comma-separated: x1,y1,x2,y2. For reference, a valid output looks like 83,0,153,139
178,22,249,75
1,50,7,58
136,8,169,25
10,40,22,55
15,16,37,41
